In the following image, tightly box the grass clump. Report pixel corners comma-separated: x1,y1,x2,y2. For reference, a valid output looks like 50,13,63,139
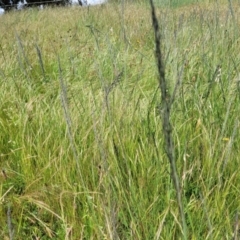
0,1,240,239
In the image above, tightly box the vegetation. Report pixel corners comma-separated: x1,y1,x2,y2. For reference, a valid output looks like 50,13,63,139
0,0,240,239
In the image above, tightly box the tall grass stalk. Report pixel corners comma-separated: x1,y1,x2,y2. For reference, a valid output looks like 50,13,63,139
58,56,84,187
149,0,187,238
7,204,14,240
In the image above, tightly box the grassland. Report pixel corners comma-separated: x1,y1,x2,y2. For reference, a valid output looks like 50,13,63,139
0,0,240,239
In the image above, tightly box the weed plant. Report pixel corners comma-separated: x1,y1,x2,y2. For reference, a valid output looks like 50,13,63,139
0,1,240,239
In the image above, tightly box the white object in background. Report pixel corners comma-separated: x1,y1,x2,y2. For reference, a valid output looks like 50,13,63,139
71,0,82,5
71,0,107,6
83,0,107,5
0,7,4,15
17,0,27,9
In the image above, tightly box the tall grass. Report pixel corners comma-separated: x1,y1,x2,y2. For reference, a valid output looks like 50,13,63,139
0,1,240,239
